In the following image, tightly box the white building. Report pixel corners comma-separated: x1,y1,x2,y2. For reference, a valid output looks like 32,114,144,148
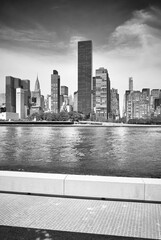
16,88,25,119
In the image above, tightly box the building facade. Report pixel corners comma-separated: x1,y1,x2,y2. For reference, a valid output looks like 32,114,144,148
30,76,42,115
0,93,5,107
61,86,68,96
73,91,78,112
6,76,21,112
94,67,111,120
60,86,69,108
110,88,120,120
21,80,30,115
5,76,30,117
124,81,161,122
51,70,60,113
78,40,92,115
129,77,133,91
16,88,25,119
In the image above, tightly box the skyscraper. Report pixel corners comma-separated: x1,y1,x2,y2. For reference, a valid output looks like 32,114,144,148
111,88,120,120
6,76,21,112
30,75,42,115
73,91,78,112
16,88,25,119
31,75,41,107
51,70,60,113
78,40,92,115
21,80,30,115
61,86,68,105
95,67,111,120
129,77,133,91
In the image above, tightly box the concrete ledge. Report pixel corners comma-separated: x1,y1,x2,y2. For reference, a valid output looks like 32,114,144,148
0,171,66,195
144,178,161,202
65,175,145,200
0,171,161,202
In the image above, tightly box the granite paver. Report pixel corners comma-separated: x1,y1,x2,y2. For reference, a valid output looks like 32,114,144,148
0,193,161,239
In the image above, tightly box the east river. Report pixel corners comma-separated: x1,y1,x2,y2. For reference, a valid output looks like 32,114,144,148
0,125,161,178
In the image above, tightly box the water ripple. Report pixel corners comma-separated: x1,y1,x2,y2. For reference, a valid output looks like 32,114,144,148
0,126,161,177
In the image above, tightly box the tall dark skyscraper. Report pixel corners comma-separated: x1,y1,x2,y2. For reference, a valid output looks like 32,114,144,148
78,40,92,115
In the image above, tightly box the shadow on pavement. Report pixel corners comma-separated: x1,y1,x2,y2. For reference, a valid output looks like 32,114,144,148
0,226,155,240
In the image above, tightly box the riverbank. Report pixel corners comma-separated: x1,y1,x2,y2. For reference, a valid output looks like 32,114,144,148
0,120,161,127
0,120,74,125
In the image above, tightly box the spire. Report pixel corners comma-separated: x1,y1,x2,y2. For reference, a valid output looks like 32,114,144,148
34,74,40,91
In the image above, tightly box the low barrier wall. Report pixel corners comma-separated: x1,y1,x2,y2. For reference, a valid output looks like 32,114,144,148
0,171,161,202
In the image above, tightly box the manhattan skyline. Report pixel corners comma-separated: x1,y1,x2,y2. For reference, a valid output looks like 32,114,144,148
0,0,161,113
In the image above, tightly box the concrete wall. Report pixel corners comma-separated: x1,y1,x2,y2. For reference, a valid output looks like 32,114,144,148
65,175,144,200
0,171,66,195
0,171,161,202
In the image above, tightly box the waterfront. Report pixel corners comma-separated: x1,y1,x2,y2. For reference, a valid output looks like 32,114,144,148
0,126,161,178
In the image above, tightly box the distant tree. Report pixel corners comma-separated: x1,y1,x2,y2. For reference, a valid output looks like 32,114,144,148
68,111,83,121
58,111,70,121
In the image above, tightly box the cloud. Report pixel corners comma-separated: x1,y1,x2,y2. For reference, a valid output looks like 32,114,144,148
0,23,72,56
103,6,161,60
69,35,87,49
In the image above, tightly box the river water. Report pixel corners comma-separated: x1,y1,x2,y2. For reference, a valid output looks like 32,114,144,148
0,126,161,178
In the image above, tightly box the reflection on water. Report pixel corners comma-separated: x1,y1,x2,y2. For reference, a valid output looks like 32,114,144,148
0,126,161,177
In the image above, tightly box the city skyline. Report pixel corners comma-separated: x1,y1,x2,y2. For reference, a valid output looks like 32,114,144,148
0,0,161,114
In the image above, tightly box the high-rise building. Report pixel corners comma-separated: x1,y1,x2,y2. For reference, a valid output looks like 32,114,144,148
61,86,68,105
6,76,21,112
51,70,60,113
30,75,42,114
61,86,68,96
140,88,150,119
73,91,78,112
151,89,161,112
94,67,111,120
132,91,141,119
124,90,132,121
92,77,96,111
111,88,120,120
129,77,133,91
16,88,25,119
21,80,30,115
60,95,64,110
78,40,92,115
31,75,41,107
5,76,30,116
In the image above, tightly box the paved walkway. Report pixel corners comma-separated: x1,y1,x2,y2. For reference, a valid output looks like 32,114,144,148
0,193,161,239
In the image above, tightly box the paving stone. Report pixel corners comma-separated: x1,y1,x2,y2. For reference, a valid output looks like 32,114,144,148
0,193,161,239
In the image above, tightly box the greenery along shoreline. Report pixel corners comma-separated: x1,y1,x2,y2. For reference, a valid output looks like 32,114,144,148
0,111,161,124
29,111,161,124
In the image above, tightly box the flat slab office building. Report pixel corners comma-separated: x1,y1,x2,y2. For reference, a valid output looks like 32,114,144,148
78,40,92,115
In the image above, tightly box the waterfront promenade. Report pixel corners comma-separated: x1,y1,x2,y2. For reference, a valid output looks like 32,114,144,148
0,192,161,239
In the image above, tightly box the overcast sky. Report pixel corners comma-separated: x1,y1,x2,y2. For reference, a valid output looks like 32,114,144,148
0,0,161,113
